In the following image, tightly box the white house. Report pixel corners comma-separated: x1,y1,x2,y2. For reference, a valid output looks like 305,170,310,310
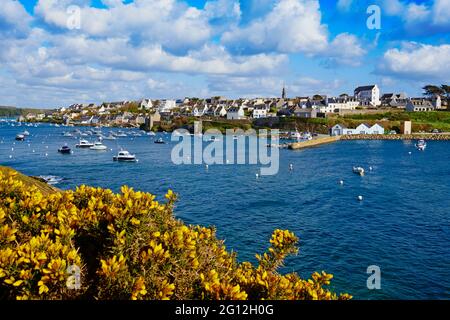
227,106,245,120
370,123,385,134
325,97,360,113
406,98,435,112
331,123,385,136
158,100,176,113
214,105,227,117
354,85,381,107
140,99,153,110
252,106,268,119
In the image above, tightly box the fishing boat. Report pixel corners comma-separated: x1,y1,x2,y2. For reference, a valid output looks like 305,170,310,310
113,150,137,162
353,166,365,176
154,138,165,144
416,139,427,151
75,139,94,148
58,144,71,154
15,134,25,141
90,141,108,151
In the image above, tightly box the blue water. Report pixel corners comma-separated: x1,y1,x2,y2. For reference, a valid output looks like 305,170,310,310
1,121,449,300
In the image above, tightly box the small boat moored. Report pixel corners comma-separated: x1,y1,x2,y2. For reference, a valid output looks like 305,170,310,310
76,139,94,148
416,139,427,151
15,134,25,141
90,141,108,151
353,166,365,176
58,144,71,154
113,150,137,162
154,138,165,144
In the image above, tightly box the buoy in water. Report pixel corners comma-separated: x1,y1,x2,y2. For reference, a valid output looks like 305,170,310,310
205,165,209,170
369,166,373,171
45,153,48,157
408,152,412,155
289,164,294,171
358,195,363,201
9,155,12,159
256,173,259,179
339,180,344,185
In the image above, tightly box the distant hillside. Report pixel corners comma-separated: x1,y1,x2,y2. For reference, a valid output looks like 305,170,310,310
0,106,46,117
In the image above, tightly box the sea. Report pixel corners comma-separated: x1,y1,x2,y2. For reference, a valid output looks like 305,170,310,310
1,120,449,300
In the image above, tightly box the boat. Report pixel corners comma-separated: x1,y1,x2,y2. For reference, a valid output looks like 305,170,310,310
113,150,137,162
353,166,365,176
147,132,156,136
416,139,427,151
15,134,25,141
102,134,116,140
63,131,73,137
75,139,94,148
90,142,108,151
114,130,127,137
154,138,165,144
58,145,71,154
23,130,30,136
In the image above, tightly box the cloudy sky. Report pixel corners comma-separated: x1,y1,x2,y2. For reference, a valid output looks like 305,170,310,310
0,0,449,108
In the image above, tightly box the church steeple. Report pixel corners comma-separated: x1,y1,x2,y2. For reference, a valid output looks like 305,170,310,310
282,83,286,99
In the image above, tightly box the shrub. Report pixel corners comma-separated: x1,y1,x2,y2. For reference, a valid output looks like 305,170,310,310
0,170,351,300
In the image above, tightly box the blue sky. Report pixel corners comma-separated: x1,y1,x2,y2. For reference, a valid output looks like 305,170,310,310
0,0,449,108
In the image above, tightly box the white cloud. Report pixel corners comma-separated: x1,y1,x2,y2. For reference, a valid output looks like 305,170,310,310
221,0,365,66
0,0,32,36
378,43,450,80
380,0,450,33
222,0,329,54
432,0,450,26
325,33,367,67
34,0,212,52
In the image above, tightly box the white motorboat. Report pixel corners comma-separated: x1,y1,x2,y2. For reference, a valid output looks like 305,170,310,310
147,131,156,136
113,150,137,162
76,139,94,148
353,166,365,176
15,134,25,141
416,139,427,151
90,141,107,151
102,134,116,140
114,130,127,137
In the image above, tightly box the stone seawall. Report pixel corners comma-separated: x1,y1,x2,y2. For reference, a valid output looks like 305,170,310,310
340,134,450,141
288,136,341,150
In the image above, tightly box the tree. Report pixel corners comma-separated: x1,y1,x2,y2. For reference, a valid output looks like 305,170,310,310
423,85,444,97
313,94,324,101
441,85,450,98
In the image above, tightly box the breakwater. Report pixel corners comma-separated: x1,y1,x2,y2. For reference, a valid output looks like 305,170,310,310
340,134,450,140
288,136,341,150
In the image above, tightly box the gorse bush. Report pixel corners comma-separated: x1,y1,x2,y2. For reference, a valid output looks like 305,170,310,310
0,170,351,300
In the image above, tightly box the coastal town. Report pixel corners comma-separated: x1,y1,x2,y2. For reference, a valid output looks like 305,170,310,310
15,84,450,139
